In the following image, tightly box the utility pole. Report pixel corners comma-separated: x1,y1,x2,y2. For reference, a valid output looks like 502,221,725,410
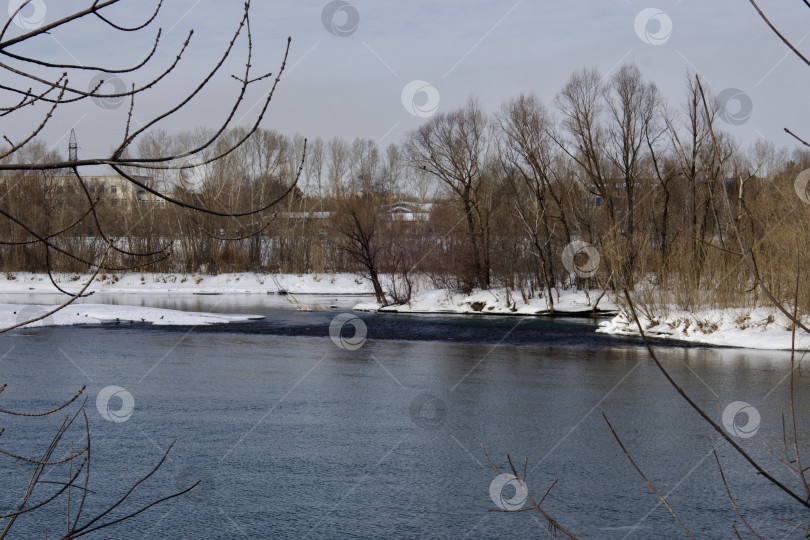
68,129,78,161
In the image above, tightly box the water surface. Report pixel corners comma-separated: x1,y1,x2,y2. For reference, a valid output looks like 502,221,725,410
0,297,806,539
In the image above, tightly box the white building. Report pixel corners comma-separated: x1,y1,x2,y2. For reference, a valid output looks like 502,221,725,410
47,174,165,205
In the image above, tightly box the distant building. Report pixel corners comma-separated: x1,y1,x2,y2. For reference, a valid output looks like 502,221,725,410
283,211,334,220
383,201,431,222
47,174,165,206
131,175,166,205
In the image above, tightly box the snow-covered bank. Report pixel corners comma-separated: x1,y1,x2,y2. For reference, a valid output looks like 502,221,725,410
356,286,810,351
0,303,264,328
598,307,810,351
354,287,618,316
4,272,809,351
0,272,373,296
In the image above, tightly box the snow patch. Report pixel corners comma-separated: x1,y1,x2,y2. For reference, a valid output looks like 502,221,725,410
598,307,810,351
355,287,618,316
0,303,264,328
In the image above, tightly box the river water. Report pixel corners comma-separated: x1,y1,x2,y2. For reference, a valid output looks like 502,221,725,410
0,294,807,539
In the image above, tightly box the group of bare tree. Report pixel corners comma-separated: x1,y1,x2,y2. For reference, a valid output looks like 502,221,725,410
4,61,810,316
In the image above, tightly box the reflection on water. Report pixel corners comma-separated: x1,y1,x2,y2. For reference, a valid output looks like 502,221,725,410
0,308,806,539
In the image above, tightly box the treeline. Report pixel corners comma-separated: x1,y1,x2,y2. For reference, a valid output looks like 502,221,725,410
1,64,809,312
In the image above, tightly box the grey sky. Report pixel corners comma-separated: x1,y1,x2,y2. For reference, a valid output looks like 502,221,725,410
5,1,810,159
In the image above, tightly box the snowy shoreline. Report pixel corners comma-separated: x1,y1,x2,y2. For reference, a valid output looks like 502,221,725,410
354,287,618,317
597,307,810,351
0,272,374,296
0,303,265,328
0,272,373,329
1,272,809,351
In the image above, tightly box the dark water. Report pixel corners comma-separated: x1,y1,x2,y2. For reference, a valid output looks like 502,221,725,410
0,303,808,539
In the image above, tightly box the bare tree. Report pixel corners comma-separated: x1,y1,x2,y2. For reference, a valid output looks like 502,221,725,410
405,98,492,289
555,68,612,223
603,64,660,283
554,65,661,288
382,142,403,195
350,137,383,195
327,136,351,197
306,137,326,199
405,166,434,203
666,74,716,290
498,93,571,305
644,114,679,266
334,193,388,305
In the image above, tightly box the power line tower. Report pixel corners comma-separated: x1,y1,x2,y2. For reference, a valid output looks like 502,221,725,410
68,129,78,161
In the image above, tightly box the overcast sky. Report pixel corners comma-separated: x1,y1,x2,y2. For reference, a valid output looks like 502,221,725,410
4,0,810,159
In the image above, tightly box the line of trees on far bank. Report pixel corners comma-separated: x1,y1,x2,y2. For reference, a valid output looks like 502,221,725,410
2,64,809,312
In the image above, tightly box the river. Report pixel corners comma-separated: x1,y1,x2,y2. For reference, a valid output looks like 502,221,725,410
0,294,807,538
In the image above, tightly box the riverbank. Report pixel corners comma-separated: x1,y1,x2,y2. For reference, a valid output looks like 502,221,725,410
353,285,810,351
0,302,265,328
598,307,810,351
0,272,373,296
1,272,808,351
354,287,618,316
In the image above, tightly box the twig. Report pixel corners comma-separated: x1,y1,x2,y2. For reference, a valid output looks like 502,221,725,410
481,444,582,539
602,412,696,539
713,449,765,539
